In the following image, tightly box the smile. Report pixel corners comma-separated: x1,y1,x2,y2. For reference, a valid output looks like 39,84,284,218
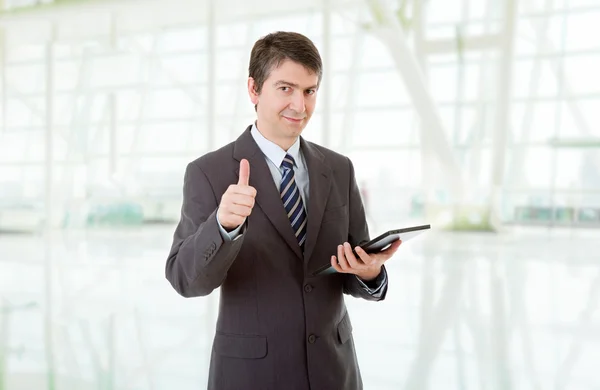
283,116,304,123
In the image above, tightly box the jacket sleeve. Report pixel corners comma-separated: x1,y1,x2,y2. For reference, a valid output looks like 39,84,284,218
342,157,388,302
165,161,245,298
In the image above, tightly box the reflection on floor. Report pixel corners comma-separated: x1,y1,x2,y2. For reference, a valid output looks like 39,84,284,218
0,225,599,389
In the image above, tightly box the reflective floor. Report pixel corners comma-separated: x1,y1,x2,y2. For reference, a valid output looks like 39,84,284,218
1,225,599,389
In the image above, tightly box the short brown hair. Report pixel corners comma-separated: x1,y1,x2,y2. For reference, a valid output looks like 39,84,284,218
248,31,323,95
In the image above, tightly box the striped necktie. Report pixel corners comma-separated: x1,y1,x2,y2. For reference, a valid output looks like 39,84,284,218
280,154,307,249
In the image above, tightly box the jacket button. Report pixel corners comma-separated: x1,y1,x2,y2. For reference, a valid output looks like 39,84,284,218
304,284,313,293
308,334,317,344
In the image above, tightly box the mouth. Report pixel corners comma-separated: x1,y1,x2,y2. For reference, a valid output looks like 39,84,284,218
283,116,304,123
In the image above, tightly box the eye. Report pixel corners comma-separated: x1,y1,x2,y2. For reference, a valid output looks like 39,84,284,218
305,89,316,95
279,86,291,92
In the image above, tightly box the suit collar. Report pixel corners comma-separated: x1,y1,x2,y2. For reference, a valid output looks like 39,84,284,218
299,137,332,264
233,125,260,162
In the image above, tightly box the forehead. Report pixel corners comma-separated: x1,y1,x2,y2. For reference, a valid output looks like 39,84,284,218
265,59,319,86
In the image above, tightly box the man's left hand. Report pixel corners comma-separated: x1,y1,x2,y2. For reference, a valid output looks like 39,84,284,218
330,239,402,282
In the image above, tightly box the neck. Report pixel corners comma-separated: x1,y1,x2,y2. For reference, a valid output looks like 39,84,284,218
255,120,297,151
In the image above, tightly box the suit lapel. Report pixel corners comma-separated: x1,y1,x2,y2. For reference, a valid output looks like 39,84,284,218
233,126,303,260
300,138,332,265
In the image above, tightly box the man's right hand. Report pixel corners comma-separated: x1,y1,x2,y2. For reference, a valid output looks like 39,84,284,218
217,159,257,231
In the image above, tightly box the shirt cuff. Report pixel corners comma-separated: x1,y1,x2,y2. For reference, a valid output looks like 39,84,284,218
355,266,387,295
216,209,245,241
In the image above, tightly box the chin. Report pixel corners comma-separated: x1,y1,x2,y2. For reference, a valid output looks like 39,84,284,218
290,124,306,135
277,121,299,134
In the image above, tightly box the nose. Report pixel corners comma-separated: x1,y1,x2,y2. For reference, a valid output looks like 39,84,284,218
289,92,306,114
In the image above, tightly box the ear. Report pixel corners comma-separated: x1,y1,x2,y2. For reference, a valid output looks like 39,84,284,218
247,77,259,105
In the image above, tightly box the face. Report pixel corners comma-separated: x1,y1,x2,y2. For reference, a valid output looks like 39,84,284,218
248,59,319,149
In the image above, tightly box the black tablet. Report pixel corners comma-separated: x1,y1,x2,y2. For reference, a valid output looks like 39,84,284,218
312,224,431,276
359,224,430,253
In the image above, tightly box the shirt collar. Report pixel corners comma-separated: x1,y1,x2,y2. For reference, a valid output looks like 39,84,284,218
250,122,301,168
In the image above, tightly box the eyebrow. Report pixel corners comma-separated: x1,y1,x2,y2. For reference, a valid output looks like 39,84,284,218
273,80,318,90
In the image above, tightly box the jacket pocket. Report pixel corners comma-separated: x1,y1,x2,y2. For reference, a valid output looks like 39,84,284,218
337,311,353,344
214,332,268,359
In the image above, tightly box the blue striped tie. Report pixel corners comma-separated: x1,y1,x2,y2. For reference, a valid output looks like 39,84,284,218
280,154,307,249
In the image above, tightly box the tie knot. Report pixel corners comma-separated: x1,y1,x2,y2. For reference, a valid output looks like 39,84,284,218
281,154,295,170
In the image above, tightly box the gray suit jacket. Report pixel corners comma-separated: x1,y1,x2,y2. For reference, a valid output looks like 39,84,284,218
166,126,388,390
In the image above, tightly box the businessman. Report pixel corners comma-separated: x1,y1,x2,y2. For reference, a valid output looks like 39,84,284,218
165,31,401,390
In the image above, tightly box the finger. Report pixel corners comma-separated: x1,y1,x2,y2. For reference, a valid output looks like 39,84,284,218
373,240,402,262
238,159,250,186
219,213,246,230
226,215,247,228
331,255,343,273
354,246,375,265
343,242,365,270
225,204,253,218
229,184,257,198
381,239,402,255
229,193,256,208
337,245,350,271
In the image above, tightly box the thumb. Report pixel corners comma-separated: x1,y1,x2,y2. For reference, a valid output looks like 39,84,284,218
238,159,250,186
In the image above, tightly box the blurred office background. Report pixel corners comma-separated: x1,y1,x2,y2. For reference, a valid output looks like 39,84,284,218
0,0,599,388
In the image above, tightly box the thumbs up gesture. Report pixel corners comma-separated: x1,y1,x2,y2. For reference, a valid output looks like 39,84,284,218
217,159,257,231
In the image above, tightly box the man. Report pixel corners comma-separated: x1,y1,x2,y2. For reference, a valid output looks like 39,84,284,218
165,31,401,390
